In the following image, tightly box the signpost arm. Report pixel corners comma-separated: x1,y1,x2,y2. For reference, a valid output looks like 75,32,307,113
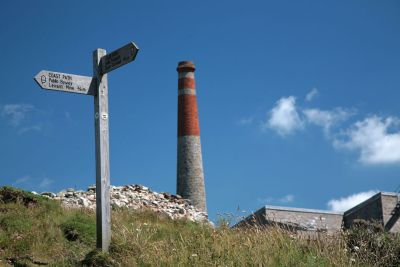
93,48,111,252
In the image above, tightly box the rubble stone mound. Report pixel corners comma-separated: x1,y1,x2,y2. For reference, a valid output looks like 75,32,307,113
37,184,209,223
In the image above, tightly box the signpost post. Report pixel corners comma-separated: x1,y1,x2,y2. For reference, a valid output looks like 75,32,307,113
34,42,139,252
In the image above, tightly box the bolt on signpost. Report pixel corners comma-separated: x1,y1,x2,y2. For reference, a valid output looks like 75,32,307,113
34,42,139,252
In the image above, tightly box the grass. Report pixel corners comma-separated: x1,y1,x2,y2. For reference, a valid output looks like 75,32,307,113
0,186,399,266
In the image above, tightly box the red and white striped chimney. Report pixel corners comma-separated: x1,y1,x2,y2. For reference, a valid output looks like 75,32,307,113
176,61,207,213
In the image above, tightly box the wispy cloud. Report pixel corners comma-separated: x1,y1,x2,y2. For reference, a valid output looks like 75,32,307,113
65,111,72,121
303,108,354,135
305,88,318,102
334,116,400,164
262,96,304,136
39,178,53,189
1,104,49,135
257,194,295,204
327,190,378,212
17,124,42,135
1,104,34,126
257,196,273,204
237,117,254,126
279,194,294,203
13,175,30,185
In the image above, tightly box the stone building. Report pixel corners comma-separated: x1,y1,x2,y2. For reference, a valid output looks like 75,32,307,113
237,191,400,234
236,205,343,236
344,192,400,233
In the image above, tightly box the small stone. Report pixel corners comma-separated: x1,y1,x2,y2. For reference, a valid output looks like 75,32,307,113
57,191,66,197
78,197,90,207
142,186,149,191
163,193,172,199
87,185,96,192
41,192,56,198
122,185,130,191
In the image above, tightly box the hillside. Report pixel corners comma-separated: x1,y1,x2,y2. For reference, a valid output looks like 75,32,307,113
0,186,399,266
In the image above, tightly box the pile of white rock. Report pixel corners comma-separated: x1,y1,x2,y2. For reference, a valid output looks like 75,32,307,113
37,184,208,223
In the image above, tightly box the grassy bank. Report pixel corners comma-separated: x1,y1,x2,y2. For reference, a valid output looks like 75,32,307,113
0,186,399,266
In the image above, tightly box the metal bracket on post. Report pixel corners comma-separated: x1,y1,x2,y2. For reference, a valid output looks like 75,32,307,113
93,48,111,252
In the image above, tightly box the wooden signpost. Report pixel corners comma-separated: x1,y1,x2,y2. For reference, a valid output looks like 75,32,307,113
34,42,139,252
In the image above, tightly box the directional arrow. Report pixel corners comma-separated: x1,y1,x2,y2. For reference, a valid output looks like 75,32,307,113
34,70,95,95
100,42,139,74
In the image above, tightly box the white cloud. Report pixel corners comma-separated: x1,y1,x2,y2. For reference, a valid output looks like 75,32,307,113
334,116,400,164
279,194,294,203
257,197,273,204
263,94,400,166
1,104,34,126
65,111,72,121
303,108,353,135
18,124,42,135
263,95,353,137
327,190,378,212
257,194,294,204
263,96,304,136
237,117,253,126
39,178,53,189
14,175,30,185
305,88,318,102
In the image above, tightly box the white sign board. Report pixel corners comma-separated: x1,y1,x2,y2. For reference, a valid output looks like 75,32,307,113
101,42,139,74
34,70,94,95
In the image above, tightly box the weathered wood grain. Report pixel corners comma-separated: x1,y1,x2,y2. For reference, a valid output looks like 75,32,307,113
93,48,111,252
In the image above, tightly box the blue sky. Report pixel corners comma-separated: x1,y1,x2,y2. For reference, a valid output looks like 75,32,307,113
1,1,400,222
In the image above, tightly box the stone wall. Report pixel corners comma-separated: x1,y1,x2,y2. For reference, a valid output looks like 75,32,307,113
237,206,343,235
380,193,399,233
177,136,206,212
343,193,384,228
263,206,343,234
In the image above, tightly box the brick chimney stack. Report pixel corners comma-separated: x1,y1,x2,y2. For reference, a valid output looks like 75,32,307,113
176,61,207,213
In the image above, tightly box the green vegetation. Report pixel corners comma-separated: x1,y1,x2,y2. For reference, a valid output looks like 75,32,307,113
0,186,399,266
344,219,400,266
